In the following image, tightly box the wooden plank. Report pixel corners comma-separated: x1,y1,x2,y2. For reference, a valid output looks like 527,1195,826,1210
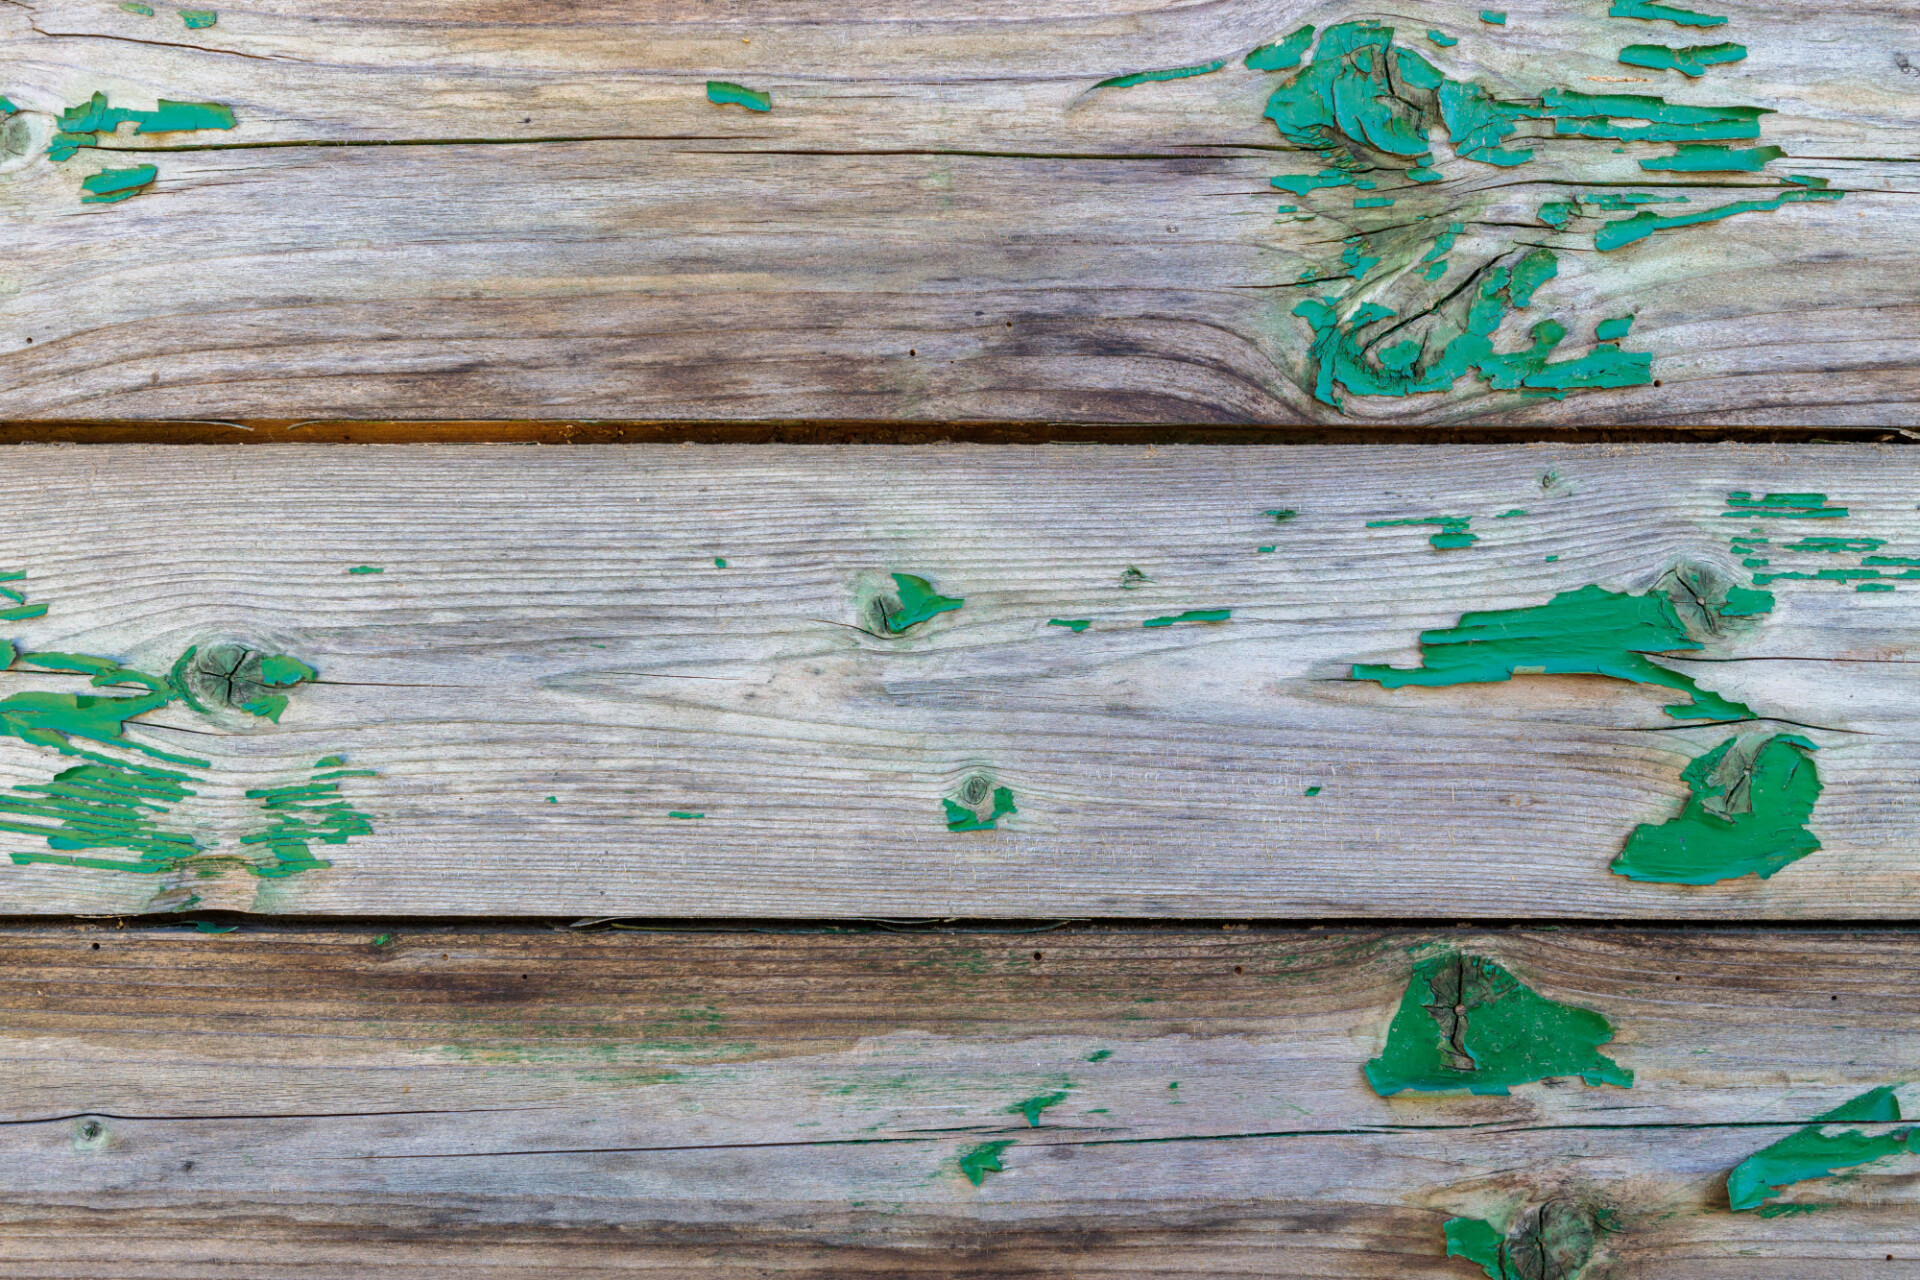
0,443,1917,918
3,922,1918,1277
1,0,1915,423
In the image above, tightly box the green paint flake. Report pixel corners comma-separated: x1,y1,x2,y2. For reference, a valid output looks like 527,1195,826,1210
1444,1216,1507,1280
1608,0,1727,26
1352,582,1768,720
1595,315,1635,340
179,9,216,26
1858,582,1895,593
1729,1088,1919,1213
1406,166,1443,182
1539,201,1576,228
346,565,384,574
238,759,376,878
958,1140,1014,1186
80,165,157,204
1086,1049,1113,1062
1271,169,1375,196
1480,11,1506,24
1341,236,1380,279
945,786,1016,833
713,558,727,568
1597,188,1841,252
1304,785,1322,796
1267,510,1298,525
1641,143,1784,172
1354,196,1394,208
1584,192,1691,211
1785,173,1830,189
1095,61,1225,90
371,932,392,946
50,92,235,162
1256,545,1276,553
258,655,316,688
1495,508,1527,519
1143,609,1230,627
1427,30,1458,47
1612,733,1821,884
883,573,963,633
193,921,237,933
706,81,770,112
1780,536,1884,553
1008,1091,1070,1127
120,2,154,13
667,811,704,819
1724,491,1848,519
1368,516,1477,550
1246,25,1314,71
1620,41,1747,77
1048,619,1091,632
1364,952,1632,1096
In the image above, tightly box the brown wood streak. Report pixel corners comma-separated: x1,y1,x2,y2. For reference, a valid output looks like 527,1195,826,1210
0,0,1916,424
2,923,1919,1277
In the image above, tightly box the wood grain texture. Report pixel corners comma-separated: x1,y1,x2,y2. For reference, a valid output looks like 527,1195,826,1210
0,443,1916,918
3,922,1919,1277
0,0,1915,423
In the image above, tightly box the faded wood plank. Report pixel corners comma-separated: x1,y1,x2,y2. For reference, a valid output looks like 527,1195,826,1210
3,923,1919,1276
0,443,1916,917
0,0,1916,423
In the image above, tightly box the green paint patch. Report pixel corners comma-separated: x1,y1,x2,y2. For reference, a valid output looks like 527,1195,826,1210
1480,11,1506,24
1640,143,1784,172
1444,1216,1507,1279
1619,41,1747,77
239,759,377,878
1304,785,1321,796
1595,315,1635,341
1584,192,1691,211
1048,619,1091,632
958,1140,1014,1186
1427,30,1458,47
1365,952,1632,1096
346,565,384,575
1725,491,1848,519
1858,582,1895,593
945,786,1016,832
1143,609,1230,627
1256,545,1276,553
1612,733,1821,884
179,9,216,26
1097,61,1225,90
1086,1048,1113,1062
1597,188,1841,251
80,165,157,204
1351,582,1768,720
1246,26,1314,71
706,81,770,112
1271,169,1376,196
1496,508,1527,519
1729,1087,1919,1213
1608,0,1727,26
1354,196,1394,208
1009,1091,1070,1127
713,558,727,568
50,92,235,162
668,811,704,819
1444,1205,1597,1280
1369,516,1476,550
1539,200,1576,228
120,2,154,13
883,573,963,633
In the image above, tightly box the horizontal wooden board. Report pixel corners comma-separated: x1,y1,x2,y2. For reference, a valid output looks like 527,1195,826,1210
3,923,1919,1277
0,443,1917,918
1,0,1916,423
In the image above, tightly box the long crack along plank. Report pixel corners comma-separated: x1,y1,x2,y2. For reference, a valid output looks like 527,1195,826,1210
5,923,1920,1278
0,443,1916,918
0,0,1915,424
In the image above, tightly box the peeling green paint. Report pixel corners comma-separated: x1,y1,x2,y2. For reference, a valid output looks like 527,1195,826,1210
1354,196,1394,208
883,573,963,633
1246,26,1314,71
1729,1087,1918,1213
50,92,235,162
80,165,157,204
179,9,216,27
1595,315,1635,341
1304,785,1322,796
1143,609,1231,627
1271,170,1375,196
1008,1091,1070,1126
1427,30,1458,47
1597,188,1841,251
193,921,236,933
120,2,154,13
1444,1216,1508,1279
706,81,770,112
945,786,1016,832
1368,516,1476,550
958,1140,1014,1186
1364,952,1632,1096
1619,41,1747,77
1724,491,1848,519
1480,11,1506,24
1640,143,1783,171
1352,583,1767,720
1612,733,1820,884
1047,619,1091,632
668,811,704,819
346,565,384,575
1608,0,1727,26
1095,61,1225,90
713,558,727,568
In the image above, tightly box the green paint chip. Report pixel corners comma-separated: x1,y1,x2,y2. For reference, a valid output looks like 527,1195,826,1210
180,9,216,27
1048,619,1091,632
371,933,392,946
1858,582,1895,592
713,558,727,568
1641,143,1783,172
1095,60,1225,90
120,2,154,13
1620,41,1747,77
1495,508,1527,519
958,1140,1014,1186
1354,196,1394,208
1597,188,1841,252
668,811,705,819
1724,491,1848,519
1142,609,1230,627
1595,315,1635,341
1480,11,1506,24
545,796,558,803
1545,554,1558,562
346,565,383,574
1008,1091,1070,1127
1612,733,1821,884
1304,785,1321,796
1608,0,1728,27
1364,952,1632,1096
1427,30,1458,47
1256,546,1276,554
1085,1049,1113,1062
1729,1087,1918,1212
80,165,157,204
1245,25,1314,71
707,81,770,112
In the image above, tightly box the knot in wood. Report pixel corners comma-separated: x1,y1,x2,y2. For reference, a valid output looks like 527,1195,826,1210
1504,1199,1596,1280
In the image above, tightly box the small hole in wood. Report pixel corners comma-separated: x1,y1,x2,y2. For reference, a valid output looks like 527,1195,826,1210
1234,964,1243,974
91,942,100,950
1033,951,1043,961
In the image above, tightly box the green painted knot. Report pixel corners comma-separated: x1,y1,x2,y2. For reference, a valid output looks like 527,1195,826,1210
945,774,1015,832
176,642,317,722
874,572,963,634
1612,733,1821,885
1142,609,1230,627
1446,1199,1598,1280
707,81,770,112
958,1139,1014,1186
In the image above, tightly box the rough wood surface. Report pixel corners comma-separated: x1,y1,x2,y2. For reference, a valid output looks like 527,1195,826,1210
1,0,1915,423
0,443,1915,918
2,923,1917,1277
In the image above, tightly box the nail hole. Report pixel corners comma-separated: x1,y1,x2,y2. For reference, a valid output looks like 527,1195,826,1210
1033,951,1043,961
91,942,100,950
1234,964,1244,974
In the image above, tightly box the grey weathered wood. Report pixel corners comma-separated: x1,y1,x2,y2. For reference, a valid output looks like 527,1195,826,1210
3,923,1918,1277
0,443,1915,917
0,0,1915,423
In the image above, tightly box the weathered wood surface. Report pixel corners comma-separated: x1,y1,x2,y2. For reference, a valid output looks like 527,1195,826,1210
0,443,1916,918
1,0,1915,424
3,923,1917,1277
